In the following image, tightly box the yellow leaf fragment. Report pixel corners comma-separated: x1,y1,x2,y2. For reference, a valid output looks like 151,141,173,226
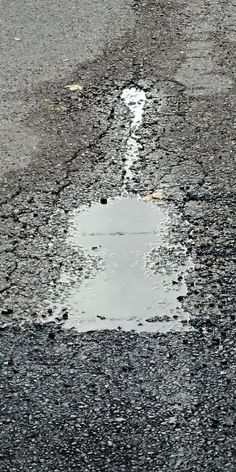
143,191,164,202
65,83,83,92
55,105,67,112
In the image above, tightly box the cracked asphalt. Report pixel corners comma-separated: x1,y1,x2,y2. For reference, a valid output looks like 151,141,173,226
0,0,236,470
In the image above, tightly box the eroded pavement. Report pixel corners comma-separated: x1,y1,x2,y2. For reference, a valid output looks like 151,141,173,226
0,0,236,470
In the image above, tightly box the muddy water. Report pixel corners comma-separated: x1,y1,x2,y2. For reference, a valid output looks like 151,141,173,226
56,197,192,332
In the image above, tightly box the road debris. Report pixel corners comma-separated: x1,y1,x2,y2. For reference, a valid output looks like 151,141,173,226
65,83,83,91
143,191,164,201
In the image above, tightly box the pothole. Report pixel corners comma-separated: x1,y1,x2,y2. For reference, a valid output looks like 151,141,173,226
49,196,193,332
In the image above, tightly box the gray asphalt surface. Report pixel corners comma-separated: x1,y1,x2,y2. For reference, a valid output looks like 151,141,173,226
0,0,236,470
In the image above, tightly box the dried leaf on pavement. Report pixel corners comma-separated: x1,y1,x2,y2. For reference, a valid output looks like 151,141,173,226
143,191,164,201
65,83,83,92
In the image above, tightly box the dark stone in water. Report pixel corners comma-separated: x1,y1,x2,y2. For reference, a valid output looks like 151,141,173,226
100,197,107,205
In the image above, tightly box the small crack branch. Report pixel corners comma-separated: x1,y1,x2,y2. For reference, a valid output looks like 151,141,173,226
65,105,115,166
0,185,23,207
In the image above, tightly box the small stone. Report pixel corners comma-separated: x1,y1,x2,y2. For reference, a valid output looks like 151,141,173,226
62,311,68,320
0,325,7,331
100,197,107,205
168,416,177,424
1,308,13,316
181,319,188,325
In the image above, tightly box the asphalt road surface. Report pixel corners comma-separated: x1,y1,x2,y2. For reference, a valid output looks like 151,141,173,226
0,0,236,470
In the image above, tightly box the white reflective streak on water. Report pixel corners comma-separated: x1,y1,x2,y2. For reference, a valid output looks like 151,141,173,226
121,87,146,184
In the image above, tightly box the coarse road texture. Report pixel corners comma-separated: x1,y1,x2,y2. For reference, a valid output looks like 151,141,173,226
0,0,236,471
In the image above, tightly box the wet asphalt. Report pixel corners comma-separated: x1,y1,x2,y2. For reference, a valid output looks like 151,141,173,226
0,0,236,470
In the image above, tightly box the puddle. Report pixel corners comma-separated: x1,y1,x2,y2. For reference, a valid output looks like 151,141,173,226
52,197,192,333
121,87,146,184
